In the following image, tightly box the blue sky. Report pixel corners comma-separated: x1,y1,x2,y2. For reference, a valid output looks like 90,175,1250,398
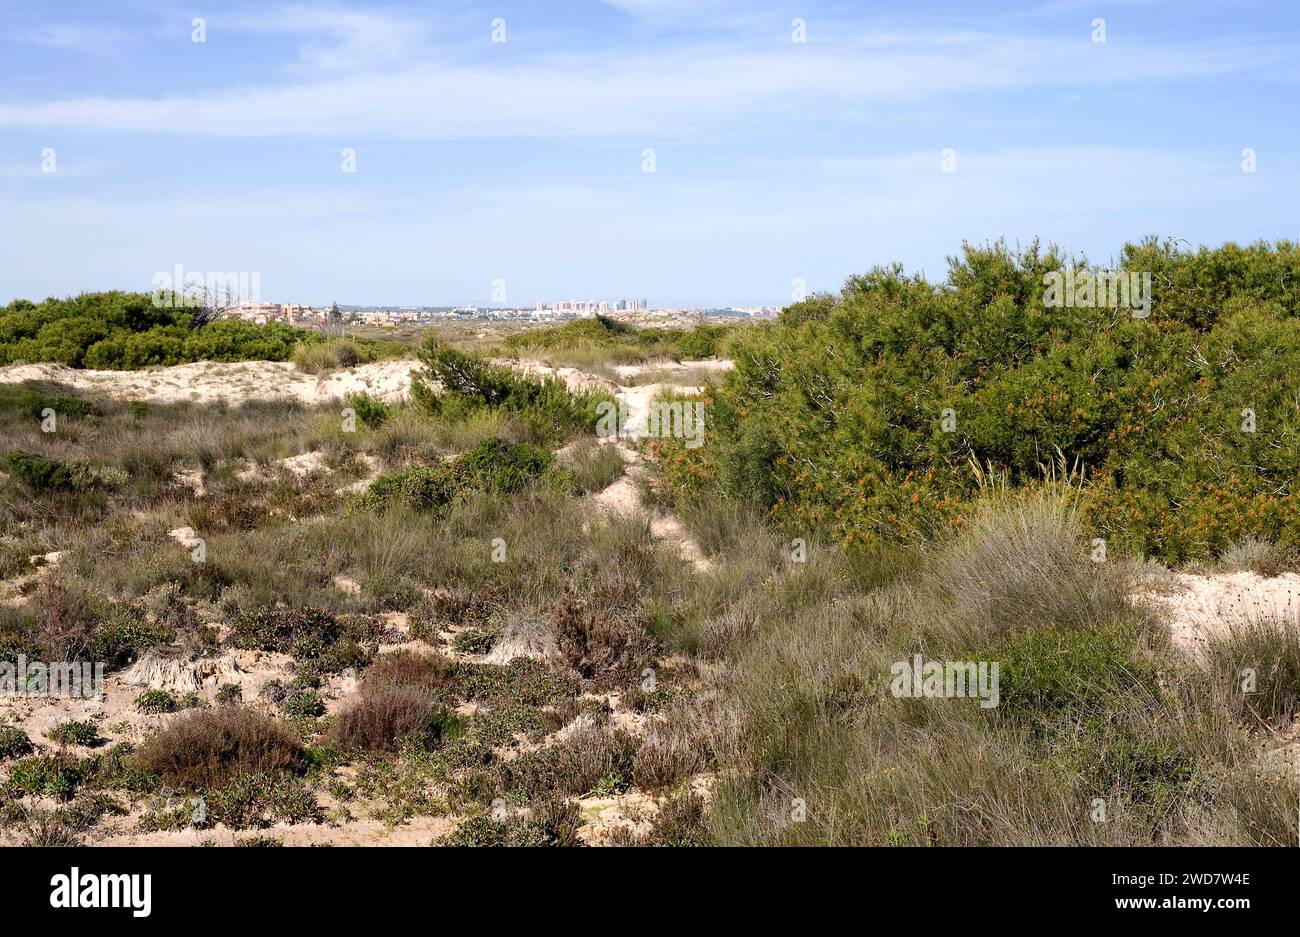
0,0,1297,308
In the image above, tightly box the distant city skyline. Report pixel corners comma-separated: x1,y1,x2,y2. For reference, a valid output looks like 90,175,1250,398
2,0,1298,307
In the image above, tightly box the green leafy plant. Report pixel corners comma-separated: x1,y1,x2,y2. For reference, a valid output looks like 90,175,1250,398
47,720,101,747
0,725,33,759
346,392,392,429
2,450,124,493
0,291,317,370
409,340,613,441
9,755,84,801
134,689,177,714
363,437,554,512
281,689,325,718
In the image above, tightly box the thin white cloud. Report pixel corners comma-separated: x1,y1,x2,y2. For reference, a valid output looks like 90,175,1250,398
597,0,749,16
8,23,129,57
220,5,433,73
3,145,1292,305
0,161,92,179
0,31,1287,139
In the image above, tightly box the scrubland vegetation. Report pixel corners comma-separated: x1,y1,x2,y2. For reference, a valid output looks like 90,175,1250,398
500,314,735,377
0,291,404,371
290,337,408,375
657,239,1300,565
0,239,1296,847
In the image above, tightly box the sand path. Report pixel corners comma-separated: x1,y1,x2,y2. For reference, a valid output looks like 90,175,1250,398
492,359,715,571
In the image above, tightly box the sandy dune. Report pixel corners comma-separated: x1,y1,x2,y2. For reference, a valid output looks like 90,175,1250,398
0,359,420,405
487,358,620,395
2,353,717,574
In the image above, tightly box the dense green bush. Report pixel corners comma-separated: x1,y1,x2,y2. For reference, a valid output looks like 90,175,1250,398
134,689,176,714
206,772,321,829
281,689,325,718
502,315,635,352
230,607,340,656
292,337,407,374
411,340,611,439
0,291,321,370
0,725,32,759
346,392,391,429
47,720,101,746
2,450,124,493
992,624,1152,727
85,613,174,671
636,322,733,359
656,238,1300,563
9,755,84,800
0,384,98,422
440,798,581,846
363,437,554,512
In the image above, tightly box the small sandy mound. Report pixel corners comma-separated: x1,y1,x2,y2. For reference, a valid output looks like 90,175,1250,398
333,575,362,596
276,451,329,476
1139,570,1300,656
649,513,710,570
593,475,641,515
577,789,658,844
609,358,733,382
489,358,621,396
119,651,246,693
485,613,557,665
168,526,199,545
174,467,205,495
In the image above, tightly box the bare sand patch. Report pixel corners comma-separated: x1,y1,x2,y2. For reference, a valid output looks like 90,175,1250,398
1138,570,1300,657
275,450,329,476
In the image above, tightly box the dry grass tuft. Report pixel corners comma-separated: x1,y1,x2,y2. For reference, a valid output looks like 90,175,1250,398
135,707,305,789
923,487,1130,644
361,650,454,696
329,685,460,752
